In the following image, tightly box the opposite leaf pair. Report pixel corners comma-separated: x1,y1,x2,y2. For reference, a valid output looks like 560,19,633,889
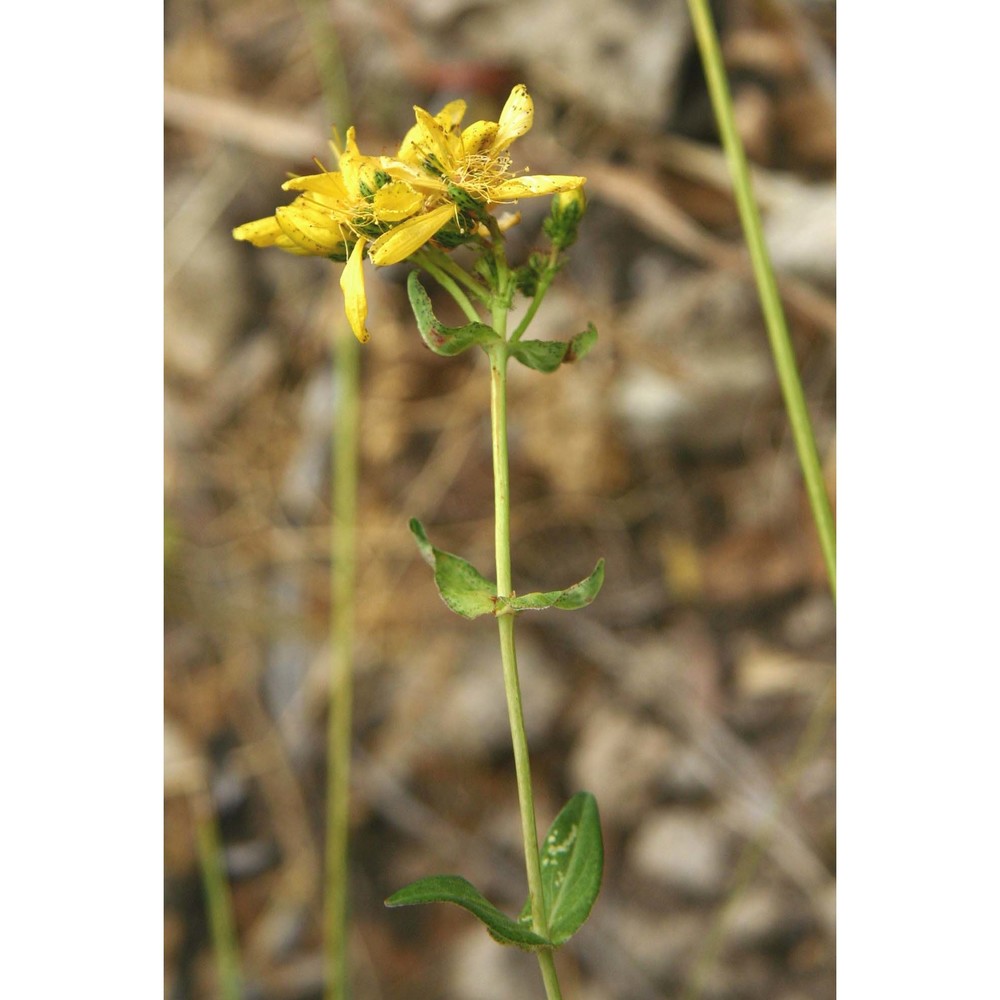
385,792,603,951
408,272,598,371
409,519,604,621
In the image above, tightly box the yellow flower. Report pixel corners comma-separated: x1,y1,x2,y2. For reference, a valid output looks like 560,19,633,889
370,85,586,266
233,87,587,340
394,85,554,200
233,127,430,342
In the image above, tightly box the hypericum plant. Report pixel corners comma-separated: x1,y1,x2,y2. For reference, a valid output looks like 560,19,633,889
234,85,604,1000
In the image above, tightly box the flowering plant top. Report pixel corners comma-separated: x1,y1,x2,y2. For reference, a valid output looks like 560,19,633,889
233,85,586,343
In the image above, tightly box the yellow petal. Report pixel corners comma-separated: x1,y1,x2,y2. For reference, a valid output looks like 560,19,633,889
434,99,467,130
398,103,462,164
338,126,362,192
493,84,534,152
461,120,498,157
409,107,459,173
368,204,455,266
338,127,382,196
288,195,347,233
340,238,370,343
396,120,425,164
489,174,586,201
233,216,285,246
275,205,346,255
384,160,449,194
233,216,312,254
282,171,350,201
373,181,423,223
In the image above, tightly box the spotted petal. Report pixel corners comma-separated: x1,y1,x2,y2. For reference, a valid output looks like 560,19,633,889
435,99,467,131
275,204,347,254
408,107,461,174
461,120,498,157
339,127,383,197
282,171,350,201
489,174,586,202
233,216,285,246
373,181,424,223
493,84,534,153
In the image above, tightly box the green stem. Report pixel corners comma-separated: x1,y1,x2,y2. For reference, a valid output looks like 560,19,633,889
510,250,559,344
295,0,351,128
425,246,492,303
325,324,360,1000
293,7,356,996
194,794,243,1000
486,294,563,1000
413,251,482,323
686,0,836,600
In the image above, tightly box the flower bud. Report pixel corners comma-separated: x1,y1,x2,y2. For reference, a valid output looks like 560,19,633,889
544,187,587,250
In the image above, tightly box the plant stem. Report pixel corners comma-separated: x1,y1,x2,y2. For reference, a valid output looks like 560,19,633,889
680,6,837,996
295,0,351,129
292,8,356,995
413,251,483,323
686,0,836,599
486,295,563,999
194,792,243,1000
510,249,559,344
325,322,360,1000
425,246,492,303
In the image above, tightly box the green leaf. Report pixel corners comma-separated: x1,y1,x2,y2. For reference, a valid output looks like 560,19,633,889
523,793,604,946
566,323,598,363
407,271,499,356
409,518,497,619
385,875,552,951
504,559,605,613
509,339,566,373
509,323,598,373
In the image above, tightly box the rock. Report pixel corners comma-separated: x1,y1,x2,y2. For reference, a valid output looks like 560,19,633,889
406,0,692,126
734,637,827,699
628,808,730,898
611,907,705,980
659,744,718,802
781,592,836,650
618,622,723,720
281,367,335,520
763,179,836,287
165,171,247,382
613,364,695,449
618,270,776,453
415,633,565,759
568,706,676,826
164,718,207,796
263,571,315,761
223,838,281,880
198,330,282,431
447,927,543,1000
726,886,786,949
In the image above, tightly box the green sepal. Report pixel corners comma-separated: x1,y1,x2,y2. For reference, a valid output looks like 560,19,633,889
385,875,553,952
407,272,499,356
409,518,497,619
544,189,587,250
518,792,604,946
500,559,605,613
509,323,598,373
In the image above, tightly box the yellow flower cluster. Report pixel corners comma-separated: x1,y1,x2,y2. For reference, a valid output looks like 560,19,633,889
232,85,586,343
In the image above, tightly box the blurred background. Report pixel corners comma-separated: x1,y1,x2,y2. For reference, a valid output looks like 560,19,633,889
164,0,835,997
